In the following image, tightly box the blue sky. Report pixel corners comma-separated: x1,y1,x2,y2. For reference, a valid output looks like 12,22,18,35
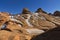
0,0,60,14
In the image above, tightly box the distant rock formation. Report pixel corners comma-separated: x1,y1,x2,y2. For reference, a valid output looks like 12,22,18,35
22,8,31,14
35,8,47,13
53,11,60,16
48,13,52,15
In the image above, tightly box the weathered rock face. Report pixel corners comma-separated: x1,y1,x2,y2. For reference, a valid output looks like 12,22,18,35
0,30,31,40
0,8,60,40
28,13,56,31
14,14,32,28
0,12,10,29
0,30,21,40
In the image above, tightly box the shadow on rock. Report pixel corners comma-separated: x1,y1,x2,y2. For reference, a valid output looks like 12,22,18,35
31,27,60,40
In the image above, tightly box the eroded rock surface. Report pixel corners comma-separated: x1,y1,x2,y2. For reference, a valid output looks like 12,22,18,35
0,8,60,40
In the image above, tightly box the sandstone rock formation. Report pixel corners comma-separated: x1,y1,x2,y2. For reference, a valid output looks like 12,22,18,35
0,8,60,40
